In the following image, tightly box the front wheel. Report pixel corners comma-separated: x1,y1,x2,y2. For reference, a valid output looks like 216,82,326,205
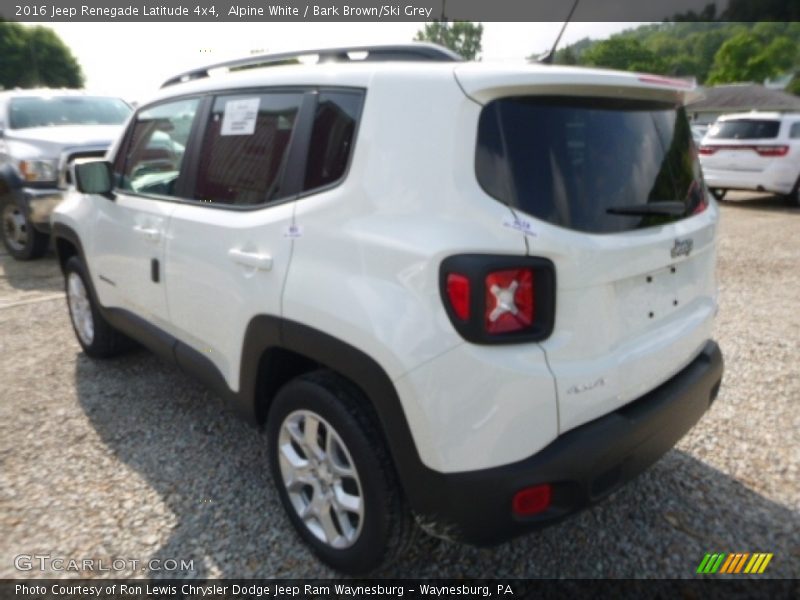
1,198,49,260
64,256,133,358
267,371,416,574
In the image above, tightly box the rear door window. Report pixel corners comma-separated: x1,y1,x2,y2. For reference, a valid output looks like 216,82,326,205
476,96,704,234
707,119,780,140
194,92,303,206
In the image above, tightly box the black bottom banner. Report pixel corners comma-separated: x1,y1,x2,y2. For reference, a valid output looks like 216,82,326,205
1,579,797,600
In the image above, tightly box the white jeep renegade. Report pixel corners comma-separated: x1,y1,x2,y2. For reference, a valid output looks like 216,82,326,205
53,44,724,573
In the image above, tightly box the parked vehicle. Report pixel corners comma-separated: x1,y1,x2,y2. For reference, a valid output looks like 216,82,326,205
699,111,800,206
53,44,724,573
691,123,708,144
0,89,131,259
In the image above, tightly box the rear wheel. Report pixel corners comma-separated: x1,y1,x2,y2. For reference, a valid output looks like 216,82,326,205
267,371,416,574
64,256,133,358
710,188,727,201
786,177,800,208
1,199,49,260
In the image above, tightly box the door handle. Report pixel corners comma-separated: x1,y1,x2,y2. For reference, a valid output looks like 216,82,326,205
133,225,161,243
228,248,273,271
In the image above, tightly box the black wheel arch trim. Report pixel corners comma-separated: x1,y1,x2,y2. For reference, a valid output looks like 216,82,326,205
50,220,439,514
241,316,441,514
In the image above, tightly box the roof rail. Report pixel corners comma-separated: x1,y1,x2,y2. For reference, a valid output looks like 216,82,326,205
161,43,463,88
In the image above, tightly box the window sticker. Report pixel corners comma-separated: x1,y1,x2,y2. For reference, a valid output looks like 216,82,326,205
221,98,260,136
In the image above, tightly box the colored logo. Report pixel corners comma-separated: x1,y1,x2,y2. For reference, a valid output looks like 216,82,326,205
697,553,773,574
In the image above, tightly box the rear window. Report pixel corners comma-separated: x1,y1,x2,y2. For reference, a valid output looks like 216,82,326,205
476,96,704,234
303,90,363,192
707,119,780,140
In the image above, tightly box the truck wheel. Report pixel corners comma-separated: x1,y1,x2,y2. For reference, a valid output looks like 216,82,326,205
267,370,417,574
1,199,49,260
710,188,726,201
64,256,132,358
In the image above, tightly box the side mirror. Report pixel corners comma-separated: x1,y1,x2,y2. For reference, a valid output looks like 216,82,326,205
74,160,114,198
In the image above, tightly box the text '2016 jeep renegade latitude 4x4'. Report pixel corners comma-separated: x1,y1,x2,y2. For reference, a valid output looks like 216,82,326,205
53,44,724,573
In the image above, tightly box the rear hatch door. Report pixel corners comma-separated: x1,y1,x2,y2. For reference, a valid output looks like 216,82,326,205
459,65,719,433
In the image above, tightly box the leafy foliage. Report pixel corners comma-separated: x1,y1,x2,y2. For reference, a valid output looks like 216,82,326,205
582,38,666,73
414,21,483,60
0,20,83,89
550,22,799,90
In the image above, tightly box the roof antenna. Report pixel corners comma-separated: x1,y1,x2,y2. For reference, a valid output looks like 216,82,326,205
538,0,580,64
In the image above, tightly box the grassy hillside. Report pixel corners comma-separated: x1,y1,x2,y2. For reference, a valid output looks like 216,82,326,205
551,22,799,92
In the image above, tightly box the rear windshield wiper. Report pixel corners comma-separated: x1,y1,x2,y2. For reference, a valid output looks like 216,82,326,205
606,201,686,217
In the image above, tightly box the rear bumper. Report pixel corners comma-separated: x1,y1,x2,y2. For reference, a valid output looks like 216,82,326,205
702,166,798,195
412,340,723,545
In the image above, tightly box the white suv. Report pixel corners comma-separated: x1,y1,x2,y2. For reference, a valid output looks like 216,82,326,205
699,111,800,206
53,44,724,573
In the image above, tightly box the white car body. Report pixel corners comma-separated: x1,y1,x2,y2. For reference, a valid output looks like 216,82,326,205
699,111,800,196
52,46,724,559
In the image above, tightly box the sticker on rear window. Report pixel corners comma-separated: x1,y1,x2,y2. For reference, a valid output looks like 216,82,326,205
221,98,260,136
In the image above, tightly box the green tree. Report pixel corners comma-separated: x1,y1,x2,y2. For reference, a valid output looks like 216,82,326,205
414,21,483,60
581,38,666,73
707,32,799,84
0,20,83,89
544,22,800,86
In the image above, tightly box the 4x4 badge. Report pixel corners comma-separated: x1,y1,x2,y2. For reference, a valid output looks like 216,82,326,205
671,238,693,258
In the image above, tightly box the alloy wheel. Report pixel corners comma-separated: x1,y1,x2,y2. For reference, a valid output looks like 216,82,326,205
277,410,365,549
2,204,28,252
67,272,95,346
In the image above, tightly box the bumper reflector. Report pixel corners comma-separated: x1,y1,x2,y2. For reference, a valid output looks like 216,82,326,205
512,483,552,516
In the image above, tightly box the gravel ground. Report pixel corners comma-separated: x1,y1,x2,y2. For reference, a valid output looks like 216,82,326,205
1,193,798,579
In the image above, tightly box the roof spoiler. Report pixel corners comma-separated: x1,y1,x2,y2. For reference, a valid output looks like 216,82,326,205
161,43,463,88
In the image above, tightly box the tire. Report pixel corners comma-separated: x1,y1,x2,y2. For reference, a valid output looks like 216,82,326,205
64,256,133,358
786,177,800,208
267,370,417,574
710,188,726,201
1,197,49,260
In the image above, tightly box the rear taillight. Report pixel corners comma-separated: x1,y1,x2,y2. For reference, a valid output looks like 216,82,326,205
754,145,789,157
698,144,789,157
440,255,555,344
445,274,470,321
485,269,534,334
687,180,708,215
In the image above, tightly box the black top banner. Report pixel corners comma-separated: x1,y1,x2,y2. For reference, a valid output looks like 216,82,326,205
1,0,797,22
